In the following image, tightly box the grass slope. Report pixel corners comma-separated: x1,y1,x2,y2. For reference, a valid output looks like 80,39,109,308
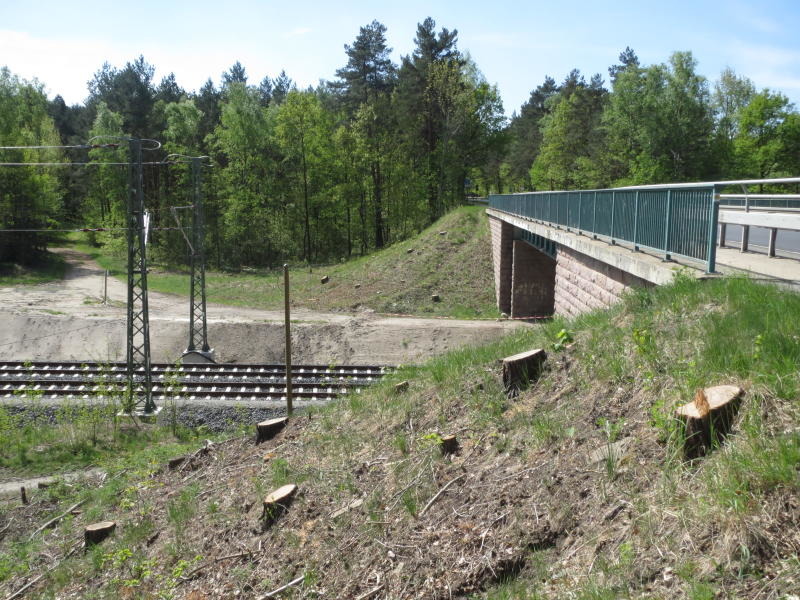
1,275,799,598
70,206,500,319
0,252,66,286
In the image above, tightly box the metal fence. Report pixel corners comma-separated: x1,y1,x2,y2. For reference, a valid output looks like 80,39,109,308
488,184,718,272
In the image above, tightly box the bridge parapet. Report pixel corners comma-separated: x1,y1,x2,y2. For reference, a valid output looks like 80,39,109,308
489,177,800,317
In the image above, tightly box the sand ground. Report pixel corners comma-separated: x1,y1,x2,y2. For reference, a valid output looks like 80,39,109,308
0,249,525,365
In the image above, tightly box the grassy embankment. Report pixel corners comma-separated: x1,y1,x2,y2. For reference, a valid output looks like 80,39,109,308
68,205,500,319
1,274,798,598
0,252,67,286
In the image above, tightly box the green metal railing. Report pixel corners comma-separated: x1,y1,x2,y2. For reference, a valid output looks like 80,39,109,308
489,184,719,272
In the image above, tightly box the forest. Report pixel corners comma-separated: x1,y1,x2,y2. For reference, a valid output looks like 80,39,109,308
1,18,799,269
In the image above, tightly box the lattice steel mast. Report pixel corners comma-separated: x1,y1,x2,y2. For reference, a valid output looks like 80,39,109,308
186,156,212,358
125,138,155,414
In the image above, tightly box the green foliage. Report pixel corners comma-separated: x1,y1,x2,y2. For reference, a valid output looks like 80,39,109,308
0,68,64,263
552,328,574,351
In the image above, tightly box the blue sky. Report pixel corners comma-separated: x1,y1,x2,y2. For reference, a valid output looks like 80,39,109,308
2,0,799,116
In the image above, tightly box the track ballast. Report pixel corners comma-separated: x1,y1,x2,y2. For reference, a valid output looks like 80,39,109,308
0,361,390,404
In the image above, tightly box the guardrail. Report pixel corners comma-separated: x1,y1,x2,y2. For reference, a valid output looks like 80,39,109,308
488,177,800,273
489,184,718,272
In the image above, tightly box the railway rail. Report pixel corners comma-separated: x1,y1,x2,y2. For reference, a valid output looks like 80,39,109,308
0,361,390,404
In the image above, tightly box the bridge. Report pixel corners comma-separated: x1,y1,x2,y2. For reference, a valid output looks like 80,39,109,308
487,178,800,317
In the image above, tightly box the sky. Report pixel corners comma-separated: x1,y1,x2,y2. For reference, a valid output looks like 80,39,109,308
2,0,800,117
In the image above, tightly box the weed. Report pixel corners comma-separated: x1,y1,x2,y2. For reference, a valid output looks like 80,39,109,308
270,457,293,486
401,489,417,517
393,432,409,455
552,328,574,351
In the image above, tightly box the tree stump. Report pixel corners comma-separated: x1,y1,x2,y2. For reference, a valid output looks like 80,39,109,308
502,349,547,396
394,381,409,394
85,521,116,546
320,275,330,284
168,456,186,470
675,385,744,459
262,484,298,524
439,434,459,455
431,294,441,302
256,417,288,444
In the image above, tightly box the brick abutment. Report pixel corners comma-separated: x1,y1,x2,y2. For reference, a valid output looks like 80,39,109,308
489,216,653,317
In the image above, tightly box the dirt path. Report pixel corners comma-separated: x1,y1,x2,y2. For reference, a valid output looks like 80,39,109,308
0,468,105,497
0,249,524,364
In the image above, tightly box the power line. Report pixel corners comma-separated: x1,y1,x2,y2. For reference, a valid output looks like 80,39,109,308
0,162,167,167
0,226,189,233
0,143,120,151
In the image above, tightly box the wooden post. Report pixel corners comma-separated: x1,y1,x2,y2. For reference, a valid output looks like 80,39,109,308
740,225,750,253
284,264,293,416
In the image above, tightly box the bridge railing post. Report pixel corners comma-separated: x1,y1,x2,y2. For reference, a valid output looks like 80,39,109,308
592,192,597,239
633,191,639,251
706,190,719,273
610,191,616,244
663,190,672,261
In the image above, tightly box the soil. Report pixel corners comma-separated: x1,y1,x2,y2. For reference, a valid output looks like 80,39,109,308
0,249,523,365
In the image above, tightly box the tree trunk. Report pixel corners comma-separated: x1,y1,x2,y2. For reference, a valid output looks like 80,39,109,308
301,136,311,262
372,160,384,249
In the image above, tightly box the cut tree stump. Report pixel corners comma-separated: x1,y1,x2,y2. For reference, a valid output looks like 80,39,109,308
262,484,298,523
675,385,744,459
431,294,441,302
320,275,330,284
394,381,409,394
168,456,186,470
502,348,547,396
439,434,459,455
84,521,116,546
256,417,289,444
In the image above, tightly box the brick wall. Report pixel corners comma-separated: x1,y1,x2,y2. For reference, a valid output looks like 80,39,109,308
511,240,556,317
489,216,513,314
554,246,653,317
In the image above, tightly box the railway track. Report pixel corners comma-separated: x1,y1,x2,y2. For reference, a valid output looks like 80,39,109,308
0,361,390,404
